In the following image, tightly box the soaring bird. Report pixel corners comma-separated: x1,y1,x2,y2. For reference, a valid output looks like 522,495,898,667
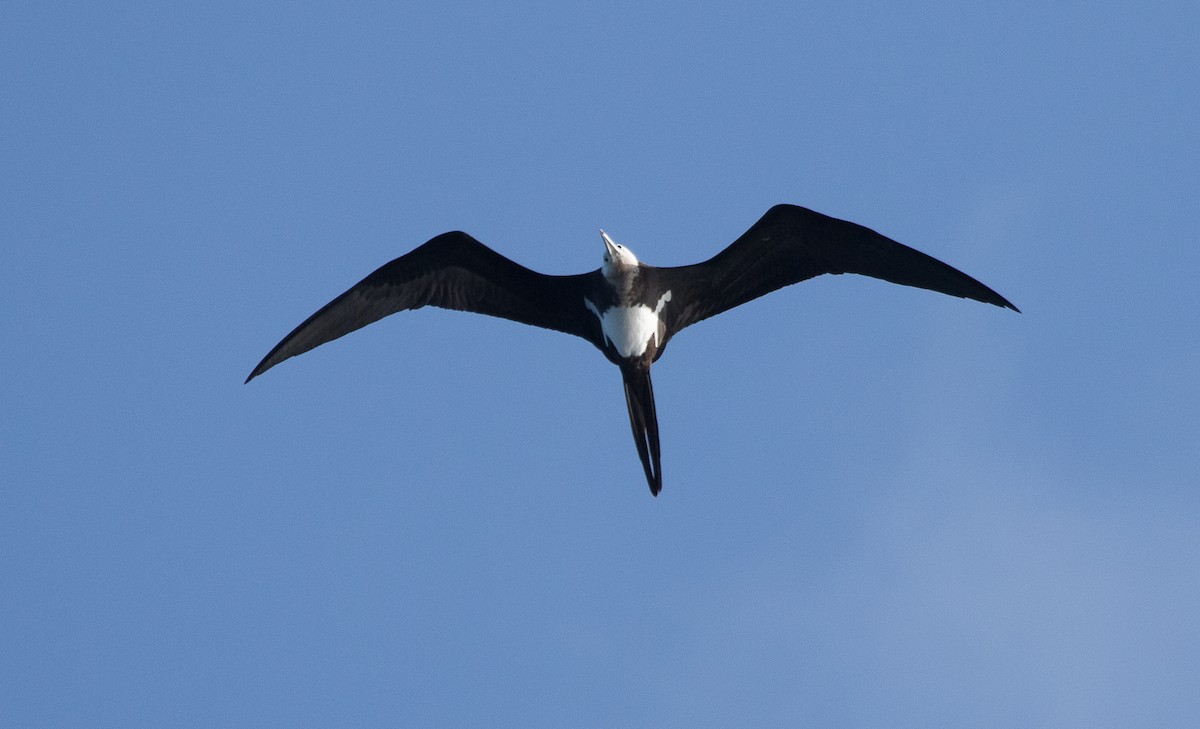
246,204,1018,495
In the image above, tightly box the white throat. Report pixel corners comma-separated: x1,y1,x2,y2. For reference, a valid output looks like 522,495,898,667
600,230,640,285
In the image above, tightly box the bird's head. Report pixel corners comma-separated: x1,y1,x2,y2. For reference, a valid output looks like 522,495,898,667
600,230,639,280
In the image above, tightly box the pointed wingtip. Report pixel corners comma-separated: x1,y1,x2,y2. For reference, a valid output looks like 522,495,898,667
244,362,265,384
991,293,1021,314
245,349,282,384
244,361,269,384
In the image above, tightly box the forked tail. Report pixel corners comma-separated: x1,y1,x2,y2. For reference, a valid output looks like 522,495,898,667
620,363,662,495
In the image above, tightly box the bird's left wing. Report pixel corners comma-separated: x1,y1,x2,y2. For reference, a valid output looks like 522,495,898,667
246,232,597,382
654,204,1018,344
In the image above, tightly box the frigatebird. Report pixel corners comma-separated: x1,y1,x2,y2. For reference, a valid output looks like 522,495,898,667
246,204,1018,495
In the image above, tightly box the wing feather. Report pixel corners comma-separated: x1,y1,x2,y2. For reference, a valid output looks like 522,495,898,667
658,204,1018,338
246,232,596,382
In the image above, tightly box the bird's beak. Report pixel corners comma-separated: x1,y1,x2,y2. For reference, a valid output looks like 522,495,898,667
600,230,618,257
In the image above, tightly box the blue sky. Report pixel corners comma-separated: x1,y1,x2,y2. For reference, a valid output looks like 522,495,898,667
3,2,1198,726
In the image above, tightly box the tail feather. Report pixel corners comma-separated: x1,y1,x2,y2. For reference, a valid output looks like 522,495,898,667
621,364,662,496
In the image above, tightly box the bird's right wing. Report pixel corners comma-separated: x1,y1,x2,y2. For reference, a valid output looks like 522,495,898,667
246,232,598,382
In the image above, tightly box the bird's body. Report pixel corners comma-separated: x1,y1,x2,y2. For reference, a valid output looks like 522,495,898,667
584,233,672,362
247,204,1018,495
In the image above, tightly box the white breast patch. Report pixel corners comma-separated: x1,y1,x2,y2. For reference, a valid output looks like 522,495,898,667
585,291,672,358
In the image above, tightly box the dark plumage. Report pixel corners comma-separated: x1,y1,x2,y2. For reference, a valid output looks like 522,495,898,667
247,204,1018,494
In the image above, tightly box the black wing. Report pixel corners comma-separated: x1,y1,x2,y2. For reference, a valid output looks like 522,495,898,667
656,204,1018,340
246,232,598,382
